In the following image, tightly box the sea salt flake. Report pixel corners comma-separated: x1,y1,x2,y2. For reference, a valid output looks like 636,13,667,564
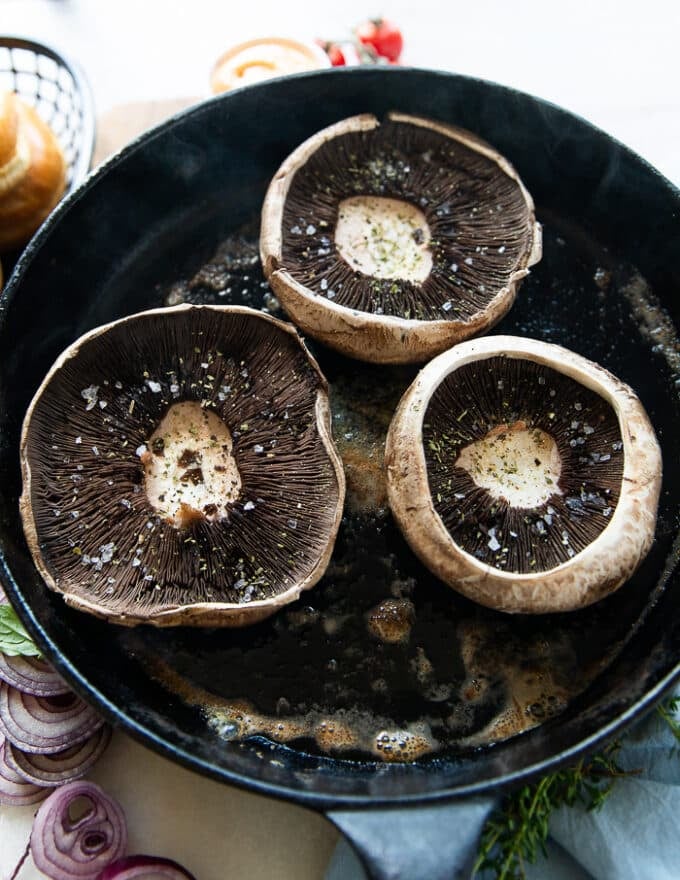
306,224,316,235
99,542,115,563
75,436,82,445
81,385,99,411
487,529,501,552
146,380,162,394
135,444,148,458
243,501,256,511
441,300,453,312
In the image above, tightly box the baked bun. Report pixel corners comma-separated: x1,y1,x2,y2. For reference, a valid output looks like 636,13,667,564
0,91,66,252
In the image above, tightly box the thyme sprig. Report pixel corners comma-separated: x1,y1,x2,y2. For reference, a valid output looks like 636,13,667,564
475,695,680,880
473,742,635,880
656,695,680,746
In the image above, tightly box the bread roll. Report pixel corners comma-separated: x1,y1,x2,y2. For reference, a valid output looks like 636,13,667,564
0,91,66,252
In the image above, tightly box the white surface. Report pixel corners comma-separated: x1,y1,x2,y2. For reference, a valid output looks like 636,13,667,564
1,1,679,878
3,0,679,185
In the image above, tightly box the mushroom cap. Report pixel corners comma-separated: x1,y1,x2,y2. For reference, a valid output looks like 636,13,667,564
20,305,345,627
261,112,541,364
385,335,662,613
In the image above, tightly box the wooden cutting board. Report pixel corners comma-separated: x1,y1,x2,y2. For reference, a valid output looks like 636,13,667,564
93,97,200,165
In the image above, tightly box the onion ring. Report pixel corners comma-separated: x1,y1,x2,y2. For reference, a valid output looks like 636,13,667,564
98,855,197,879
0,652,70,696
0,734,49,805
6,724,112,786
30,780,127,880
0,680,103,753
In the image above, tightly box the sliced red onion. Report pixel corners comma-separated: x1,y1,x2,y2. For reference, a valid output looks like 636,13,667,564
0,652,70,696
0,735,49,806
98,855,197,880
31,781,127,880
0,680,104,754
5,724,112,786
0,584,7,603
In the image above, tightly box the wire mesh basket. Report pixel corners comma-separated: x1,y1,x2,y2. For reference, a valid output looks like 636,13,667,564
0,35,95,192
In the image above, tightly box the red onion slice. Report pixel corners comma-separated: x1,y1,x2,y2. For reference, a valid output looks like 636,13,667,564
31,781,127,880
0,652,70,696
5,724,112,786
98,855,197,880
0,681,104,753
0,584,7,603
0,735,49,805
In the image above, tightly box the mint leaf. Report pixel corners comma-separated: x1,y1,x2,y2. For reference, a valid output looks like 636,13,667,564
0,604,41,657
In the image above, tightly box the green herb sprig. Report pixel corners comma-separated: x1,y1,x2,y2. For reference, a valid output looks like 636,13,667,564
474,695,680,880
0,602,41,657
656,695,680,746
473,742,635,880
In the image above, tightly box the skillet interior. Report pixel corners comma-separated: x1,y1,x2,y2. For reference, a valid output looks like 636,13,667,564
1,68,679,807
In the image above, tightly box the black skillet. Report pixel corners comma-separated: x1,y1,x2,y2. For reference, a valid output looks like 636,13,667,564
1,68,680,879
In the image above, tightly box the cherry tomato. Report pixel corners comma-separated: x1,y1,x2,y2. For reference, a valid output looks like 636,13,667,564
316,39,347,66
355,18,403,63
327,43,347,66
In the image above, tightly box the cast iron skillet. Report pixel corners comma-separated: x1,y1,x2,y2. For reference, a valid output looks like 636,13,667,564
1,68,680,879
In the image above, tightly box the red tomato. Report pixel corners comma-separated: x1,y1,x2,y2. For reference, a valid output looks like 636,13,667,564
316,39,347,66
355,18,404,62
327,44,347,66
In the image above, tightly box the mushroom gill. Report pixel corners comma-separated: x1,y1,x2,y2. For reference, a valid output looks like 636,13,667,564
19,305,345,627
261,112,541,363
385,336,662,613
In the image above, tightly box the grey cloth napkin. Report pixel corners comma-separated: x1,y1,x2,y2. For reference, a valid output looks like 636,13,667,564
325,695,680,880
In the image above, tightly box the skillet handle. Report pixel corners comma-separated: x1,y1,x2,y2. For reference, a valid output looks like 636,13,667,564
326,795,497,880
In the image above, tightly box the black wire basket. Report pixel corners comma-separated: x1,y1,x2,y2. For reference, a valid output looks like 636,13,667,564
0,35,95,192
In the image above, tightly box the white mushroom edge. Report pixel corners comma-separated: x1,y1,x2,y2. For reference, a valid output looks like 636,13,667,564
19,304,346,628
260,112,542,365
385,335,662,613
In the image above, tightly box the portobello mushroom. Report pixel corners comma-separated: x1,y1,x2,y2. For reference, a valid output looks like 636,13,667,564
385,336,662,613
260,112,541,364
20,305,345,627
